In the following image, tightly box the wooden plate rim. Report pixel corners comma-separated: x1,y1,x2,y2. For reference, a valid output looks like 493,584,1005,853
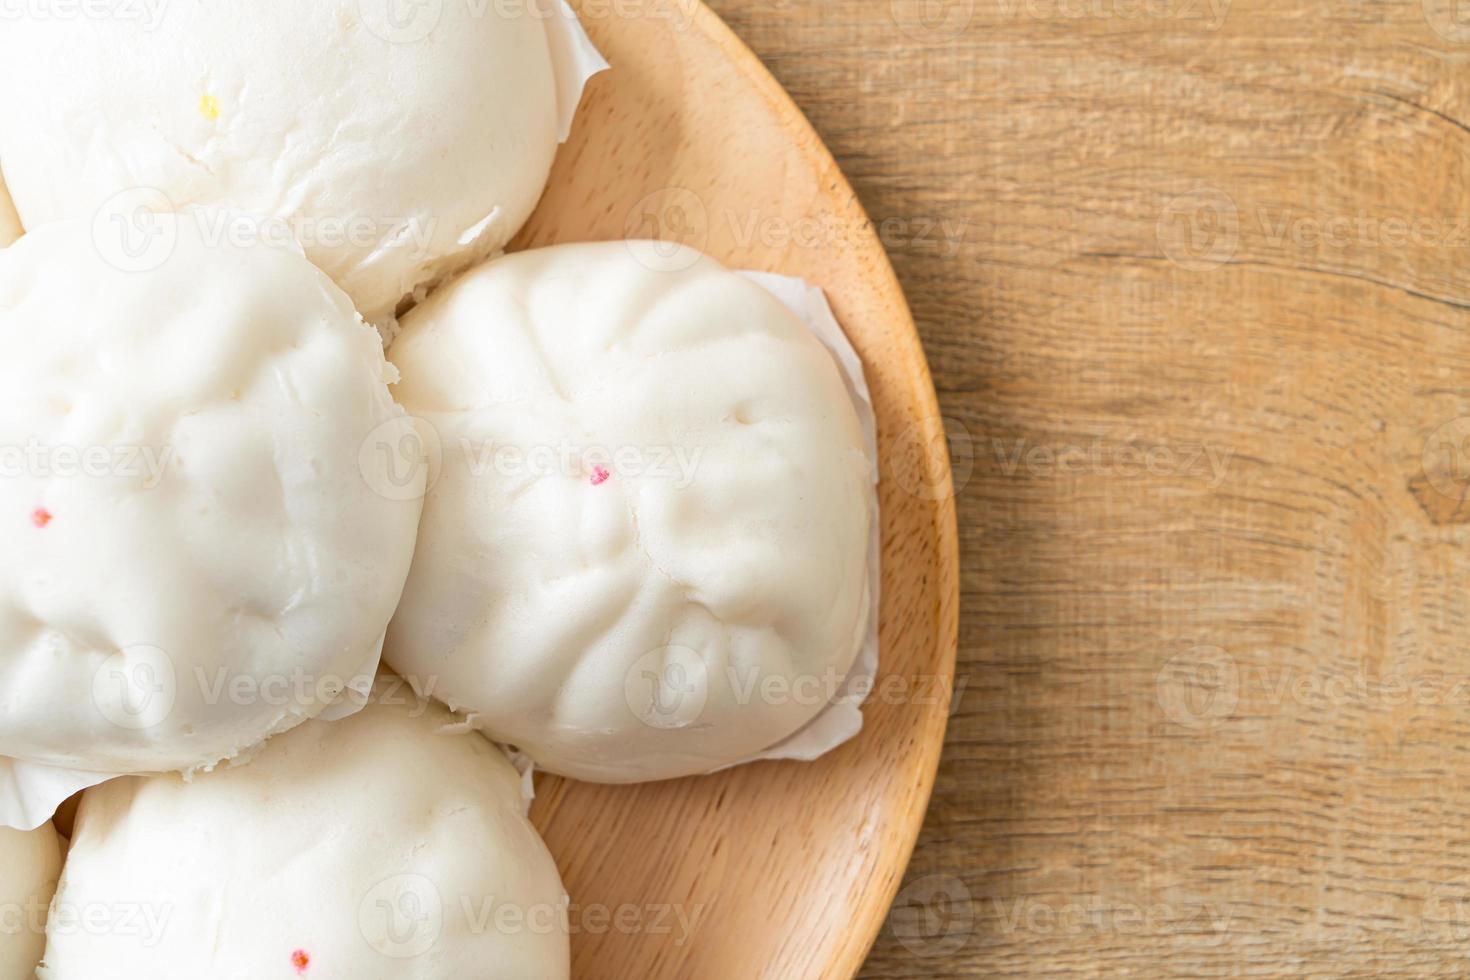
680,4,962,971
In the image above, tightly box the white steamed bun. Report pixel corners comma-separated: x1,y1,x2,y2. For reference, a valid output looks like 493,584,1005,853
384,242,874,782
39,683,569,980
0,216,424,774
0,822,61,979
0,0,559,325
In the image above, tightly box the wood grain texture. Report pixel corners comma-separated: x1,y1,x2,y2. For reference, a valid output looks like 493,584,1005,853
684,0,1470,975
514,4,959,979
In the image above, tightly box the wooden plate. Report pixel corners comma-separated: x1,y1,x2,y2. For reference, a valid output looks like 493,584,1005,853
512,3,960,977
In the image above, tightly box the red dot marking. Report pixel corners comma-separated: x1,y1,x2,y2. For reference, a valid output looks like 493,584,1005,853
590,466,610,486
30,508,52,528
291,950,310,973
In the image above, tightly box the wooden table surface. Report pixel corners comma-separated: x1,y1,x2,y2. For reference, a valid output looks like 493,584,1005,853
698,0,1470,975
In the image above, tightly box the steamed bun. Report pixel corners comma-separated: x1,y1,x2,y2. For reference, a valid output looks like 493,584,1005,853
39,685,568,980
0,216,423,774
384,242,874,782
0,0,560,325
0,823,61,980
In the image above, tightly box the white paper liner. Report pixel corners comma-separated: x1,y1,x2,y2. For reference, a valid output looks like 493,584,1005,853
0,759,111,832
505,748,540,816
546,0,610,142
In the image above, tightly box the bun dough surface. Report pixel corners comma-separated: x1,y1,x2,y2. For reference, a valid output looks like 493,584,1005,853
0,823,61,980
0,218,423,774
385,242,873,782
0,1,559,323
39,687,569,980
